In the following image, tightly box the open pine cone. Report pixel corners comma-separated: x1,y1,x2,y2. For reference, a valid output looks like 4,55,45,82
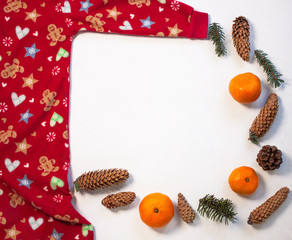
257,145,282,171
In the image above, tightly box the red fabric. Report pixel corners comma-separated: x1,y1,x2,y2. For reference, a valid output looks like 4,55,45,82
0,0,208,239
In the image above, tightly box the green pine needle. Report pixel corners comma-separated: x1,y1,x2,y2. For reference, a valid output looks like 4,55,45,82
254,49,284,88
208,23,227,57
197,194,237,225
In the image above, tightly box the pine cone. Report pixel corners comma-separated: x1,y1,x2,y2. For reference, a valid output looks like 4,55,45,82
74,169,129,192
249,93,279,144
248,187,289,225
232,16,250,61
177,193,196,223
257,145,282,171
102,192,136,209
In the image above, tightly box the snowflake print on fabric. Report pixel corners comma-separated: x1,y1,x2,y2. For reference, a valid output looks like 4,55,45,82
17,174,33,189
24,43,40,59
3,37,13,47
55,3,62,12
63,97,68,107
19,109,33,124
63,162,69,171
0,0,209,238
52,66,61,76
80,0,93,13
140,16,155,29
47,132,56,142
50,229,64,240
65,18,73,27
0,102,8,112
171,1,180,11
53,194,64,203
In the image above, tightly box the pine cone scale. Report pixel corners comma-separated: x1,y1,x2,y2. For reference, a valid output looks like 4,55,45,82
232,16,250,61
74,169,129,192
249,93,279,144
102,192,136,209
177,193,196,223
248,187,289,225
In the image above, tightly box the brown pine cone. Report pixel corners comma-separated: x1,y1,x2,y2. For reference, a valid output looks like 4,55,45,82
257,145,282,171
177,193,196,223
74,169,129,192
232,16,250,61
249,93,279,144
248,187,289,225
102,192,136,209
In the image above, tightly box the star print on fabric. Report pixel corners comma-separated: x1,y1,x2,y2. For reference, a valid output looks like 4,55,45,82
15,138,32,155
106,6,122,21
17,174,33,189
80,0,93,13
25,43,40,59
22,73,39,89
168,24,183,37
50,229,64,240
4,225,21,240
19,109,33,124
25,9,42,22
140,16,155,29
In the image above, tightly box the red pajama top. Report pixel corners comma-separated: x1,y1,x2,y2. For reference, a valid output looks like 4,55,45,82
0,0,208,239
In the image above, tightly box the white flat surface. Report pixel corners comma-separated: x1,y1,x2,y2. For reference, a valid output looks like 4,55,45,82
69,0,292,239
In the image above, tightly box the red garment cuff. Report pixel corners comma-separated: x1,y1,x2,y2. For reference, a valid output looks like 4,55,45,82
188,10,209,39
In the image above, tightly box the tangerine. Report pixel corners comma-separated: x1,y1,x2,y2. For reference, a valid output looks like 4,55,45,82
229,72,261,104
228,166,259,195
139,192,174,228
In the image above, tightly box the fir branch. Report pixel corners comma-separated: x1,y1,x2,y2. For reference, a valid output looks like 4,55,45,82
208,23,227,57
254,49,284,88
197,194,237,225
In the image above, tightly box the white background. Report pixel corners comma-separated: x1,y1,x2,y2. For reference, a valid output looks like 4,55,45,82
69,0,292,239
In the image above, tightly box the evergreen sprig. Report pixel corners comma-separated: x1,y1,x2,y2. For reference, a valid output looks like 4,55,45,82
197,194,237,225
208,23,227,57
254,49,284,88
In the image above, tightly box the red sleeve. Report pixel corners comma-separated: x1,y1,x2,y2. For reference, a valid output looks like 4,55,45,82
64,0,209,39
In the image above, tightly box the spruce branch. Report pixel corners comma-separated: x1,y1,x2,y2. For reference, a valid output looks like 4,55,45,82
254,49,284,88
197,194,237,225
208,23,227,57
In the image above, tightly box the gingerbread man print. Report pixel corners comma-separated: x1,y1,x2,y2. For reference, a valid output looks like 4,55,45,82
46,24,66,46
0,0,209,238
40,89,60,112
4,0,27,13
1,59,24,79
0,125,17,144
86,13,106,32
128,0,151,8
38,156,59,176
8,189,25,208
